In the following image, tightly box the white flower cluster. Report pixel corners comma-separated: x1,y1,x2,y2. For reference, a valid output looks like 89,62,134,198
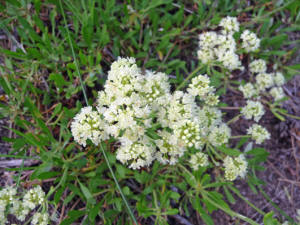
241,30,260,52
71,57,234,173
31,212,49,225
241,100,265,122
223,155,248,181
247,124,270,144
189,152,209,170
71,106,107,147
0,185,49,225
240,59,286,101
197,17,243,70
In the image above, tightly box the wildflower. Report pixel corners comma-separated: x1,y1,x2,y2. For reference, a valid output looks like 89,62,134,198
219,16,240,34
197,48,215,64
71,106,108,146
0,186,17,204
155,131,185,165
187,74,213,97
270,87,285,101
116,139,155,170
10,200,30,222
241,100,265,122
274,72,285,86
199,32,218,49
189,152,209,170
208,123,231,147
223,155,247,181
23,186,45,210
31,212,49,225
204,93,219,106
173,119,203,149
249,59,267,73
241,30,260,52
198,106,222,129
247,124,270,144
255,72,274,91
239,83,258,99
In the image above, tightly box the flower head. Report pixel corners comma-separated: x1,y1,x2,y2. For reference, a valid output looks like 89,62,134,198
247,124,270,144
249,59,267,73
23,186,45,210
31,212,49,225
189,152,209,170
241,100,265,122
241,30,260,52
239,83,258,99
270,87,285,101
223,155,247,181
71,106,107,146
219,16,240,34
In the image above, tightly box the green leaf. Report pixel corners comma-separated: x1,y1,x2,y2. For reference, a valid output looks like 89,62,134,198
60,210,86,225
217,146,241,156
192,196,214,225
89,201,102,222
79,181,96,205
49,73,68,88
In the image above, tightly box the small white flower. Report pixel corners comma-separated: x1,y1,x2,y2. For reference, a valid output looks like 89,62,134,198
270,87,285,101
173,119,203,149
198,106,222,129
187,74,213,97
204,93,219,106
255,73,274,91
241,100,265,122
249,59,267,73
116,139,155,170
0,186,17,204
223,155,247,181
10,200,30,222
239,83,258,99
241,30,260,52
23,186,45,210
71,106,107,146
189,152,209,170
247,124,270,144
208,123,231,147
31,212,49,225
274,72,285,86
155,131,185,165
219,16,239,34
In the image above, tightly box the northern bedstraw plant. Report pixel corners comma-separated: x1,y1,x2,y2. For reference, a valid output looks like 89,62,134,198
1,1,299,224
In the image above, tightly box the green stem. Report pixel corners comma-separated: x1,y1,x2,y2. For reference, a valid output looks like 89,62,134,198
278,111,300,120
230,135,251,139
59,0,88,105
176,65,204,91
226,114,242,125
258,186,295,223
100,143,138,225
228,185,265,216
202,193,259,225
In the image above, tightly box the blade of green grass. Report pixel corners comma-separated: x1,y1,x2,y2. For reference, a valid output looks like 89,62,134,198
59,0,88,105
100,142,138,225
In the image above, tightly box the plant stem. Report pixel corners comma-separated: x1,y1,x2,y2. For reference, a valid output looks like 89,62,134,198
202,193,259,225
176,65,204,91
100,143,138,225
278,111,300,120
226,114,242,125
59,0,88,105
230,135,251,139
228,185,265,216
